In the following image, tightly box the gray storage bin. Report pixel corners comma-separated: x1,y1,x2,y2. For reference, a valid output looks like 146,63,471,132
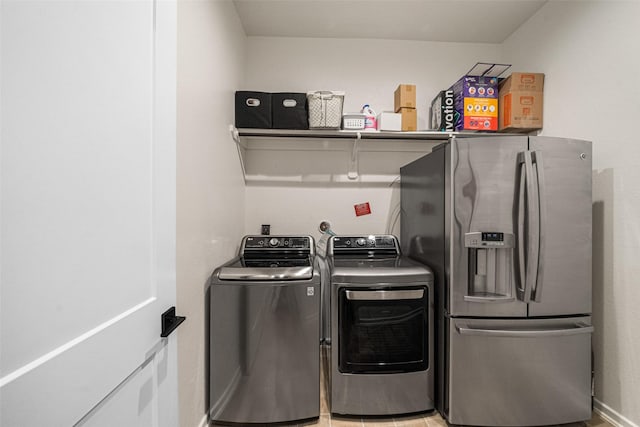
307,91,345,129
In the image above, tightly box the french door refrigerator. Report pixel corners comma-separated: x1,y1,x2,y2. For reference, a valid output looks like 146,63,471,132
400,136,593,426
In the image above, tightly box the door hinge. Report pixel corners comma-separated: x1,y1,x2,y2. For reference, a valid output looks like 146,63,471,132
160,306,186,338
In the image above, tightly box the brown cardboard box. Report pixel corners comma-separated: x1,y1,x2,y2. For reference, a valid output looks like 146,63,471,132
394,84,416,112
500,72,544,92
498,73,544,132
398,107,417,131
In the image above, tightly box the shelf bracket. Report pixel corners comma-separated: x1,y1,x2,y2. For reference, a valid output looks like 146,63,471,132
347,132,361,180
229,125,247,180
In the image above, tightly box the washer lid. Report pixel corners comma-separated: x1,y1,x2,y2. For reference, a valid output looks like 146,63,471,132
218,235,316,281
218,264,314,281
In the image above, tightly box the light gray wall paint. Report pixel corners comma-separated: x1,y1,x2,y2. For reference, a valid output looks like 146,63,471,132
243,37,502,130
502,2,640,426
243,37,501,238
176,2,246,427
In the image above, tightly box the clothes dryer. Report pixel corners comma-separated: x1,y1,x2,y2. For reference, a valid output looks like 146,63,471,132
327,235,434,416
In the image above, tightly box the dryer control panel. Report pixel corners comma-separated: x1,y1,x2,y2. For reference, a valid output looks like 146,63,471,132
329,235,400,256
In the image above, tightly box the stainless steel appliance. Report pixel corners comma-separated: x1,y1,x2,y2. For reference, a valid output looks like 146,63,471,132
327,235,434,416
400,136,593,426
208,235,320,424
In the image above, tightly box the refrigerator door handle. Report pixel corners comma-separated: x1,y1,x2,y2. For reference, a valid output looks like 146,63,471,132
455,322,594,338
522,151,540,304
531,151,547,302
516,154,527,301
463,295,515,303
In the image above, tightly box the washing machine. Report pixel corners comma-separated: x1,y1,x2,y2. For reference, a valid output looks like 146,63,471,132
208,235,320,424
327,234,434,416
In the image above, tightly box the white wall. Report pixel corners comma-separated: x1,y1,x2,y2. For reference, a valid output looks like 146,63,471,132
176,2,246,427
244,185,401,237
244,38,502,128
502,2,640,426
243,38,501,237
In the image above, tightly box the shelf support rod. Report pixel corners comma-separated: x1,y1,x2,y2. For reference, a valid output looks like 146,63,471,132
347,132,361,180
229,125,247,181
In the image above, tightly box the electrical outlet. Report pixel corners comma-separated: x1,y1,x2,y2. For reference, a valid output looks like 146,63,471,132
261,224,270,235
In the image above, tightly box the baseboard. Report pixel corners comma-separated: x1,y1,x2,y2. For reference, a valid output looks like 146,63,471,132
594,399,639,427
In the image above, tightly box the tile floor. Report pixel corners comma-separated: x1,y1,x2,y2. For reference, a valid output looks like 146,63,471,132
297,364,614,427
298,412,613,427
212,352,614,427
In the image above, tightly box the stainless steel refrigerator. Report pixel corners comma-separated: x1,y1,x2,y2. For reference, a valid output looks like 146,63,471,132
400,136,593,426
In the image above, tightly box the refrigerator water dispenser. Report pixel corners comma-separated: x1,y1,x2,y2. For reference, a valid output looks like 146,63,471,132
464,232,515,302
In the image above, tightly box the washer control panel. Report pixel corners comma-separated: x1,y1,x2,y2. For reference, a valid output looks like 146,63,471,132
243,235,312,250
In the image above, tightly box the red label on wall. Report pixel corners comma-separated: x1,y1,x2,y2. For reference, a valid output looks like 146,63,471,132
354,202,372,216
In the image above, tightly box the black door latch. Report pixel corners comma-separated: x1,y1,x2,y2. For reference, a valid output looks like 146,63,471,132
160,306,186,338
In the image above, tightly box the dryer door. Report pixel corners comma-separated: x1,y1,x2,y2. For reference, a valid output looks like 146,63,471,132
338,287,429,374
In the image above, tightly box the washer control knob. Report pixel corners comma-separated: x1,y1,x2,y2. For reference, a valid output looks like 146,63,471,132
356,238,366,246
269,237,280,247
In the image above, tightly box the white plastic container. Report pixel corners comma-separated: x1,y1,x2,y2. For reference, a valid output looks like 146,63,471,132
307,91,345,129
342,113,366,130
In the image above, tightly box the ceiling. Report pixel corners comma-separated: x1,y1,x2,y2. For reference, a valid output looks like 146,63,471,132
233,0,547,44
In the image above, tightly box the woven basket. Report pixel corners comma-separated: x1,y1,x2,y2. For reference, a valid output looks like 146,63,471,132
307,91,345,129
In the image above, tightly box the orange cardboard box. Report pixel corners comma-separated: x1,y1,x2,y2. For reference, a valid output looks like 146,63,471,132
498,73,544,132
500,72,544,92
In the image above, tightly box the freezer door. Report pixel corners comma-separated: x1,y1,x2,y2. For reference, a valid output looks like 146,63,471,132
527,137,592,316
447,317,593,426
450,136,528,317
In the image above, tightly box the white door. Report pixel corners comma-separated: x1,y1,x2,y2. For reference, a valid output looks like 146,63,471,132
0,1,178,426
